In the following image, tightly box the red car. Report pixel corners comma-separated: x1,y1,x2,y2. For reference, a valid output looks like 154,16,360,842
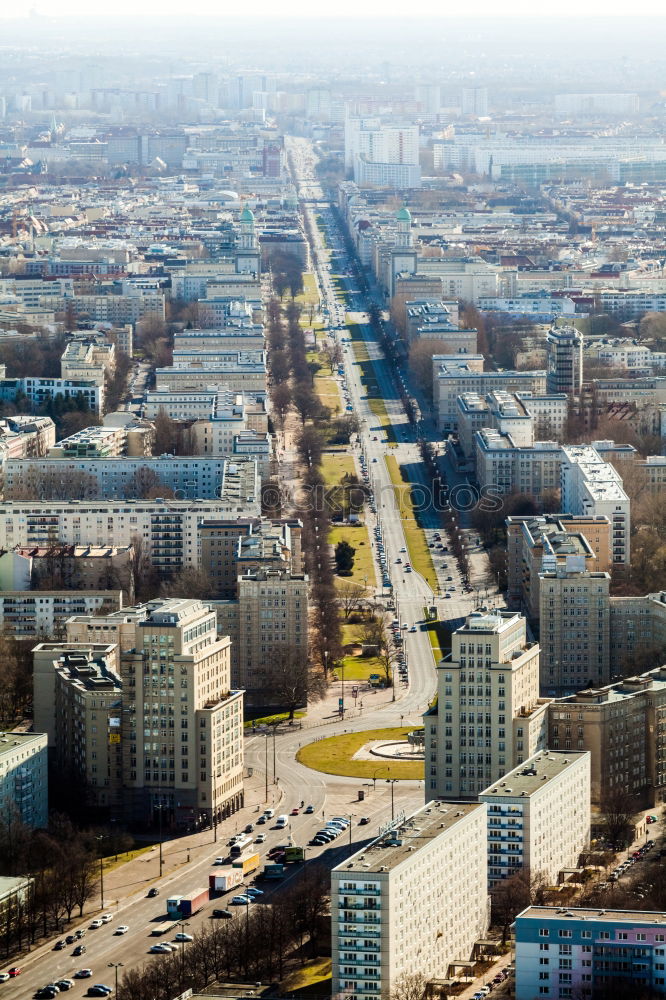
8,968,21,977
290,807,300,816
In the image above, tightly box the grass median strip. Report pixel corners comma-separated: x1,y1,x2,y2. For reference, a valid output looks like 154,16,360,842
296,726,423,780
384,455,437,590
328,523,376,590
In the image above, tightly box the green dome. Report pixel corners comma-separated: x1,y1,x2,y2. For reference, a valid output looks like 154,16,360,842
240,205,255,223
396,206,411,223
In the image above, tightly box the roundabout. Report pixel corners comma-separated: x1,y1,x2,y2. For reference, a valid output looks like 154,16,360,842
295,726,425,780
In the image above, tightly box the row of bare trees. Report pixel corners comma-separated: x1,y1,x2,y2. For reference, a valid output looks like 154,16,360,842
0,814,119,959
117,865,330,1000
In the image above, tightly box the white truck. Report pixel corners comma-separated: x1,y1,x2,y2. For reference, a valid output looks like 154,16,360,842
208,868,243,893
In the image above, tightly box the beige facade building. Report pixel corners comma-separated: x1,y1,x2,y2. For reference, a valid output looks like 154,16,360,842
331,801,489,1000
52,599,245,828
480,750,591,887
425,611,550,801
609,591,666,674
213,568,308,706
507,514,611,618
198,517,303,599
538,564,611,697
548,668,666,808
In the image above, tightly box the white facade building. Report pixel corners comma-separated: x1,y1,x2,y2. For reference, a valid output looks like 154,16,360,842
331,800,489,1000
561,445,630,564
0,731,48,829
480,750,591,887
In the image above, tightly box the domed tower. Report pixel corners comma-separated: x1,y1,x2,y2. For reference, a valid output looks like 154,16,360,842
239,204,256,250
395,205,412,249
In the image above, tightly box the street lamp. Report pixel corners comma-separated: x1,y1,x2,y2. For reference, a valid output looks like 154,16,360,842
386,779,397,822
155,802,164,877
108,963,123,996
176,921,190,978
96,835,105,910
264,733,269,803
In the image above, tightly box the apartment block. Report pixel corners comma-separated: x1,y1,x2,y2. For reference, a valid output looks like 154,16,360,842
198,517,302,599
213,568,308,706
425,611,550,801
538,563,611,696
331,801,489,1000
0,589,123,638
52,649,123,810
609,590,666,674
49,425,127,458
0,490,261,572
561,445,630,564
514,906,666,1000
434,357,546,432
0,416,56,462
61,334,116,385
480,750,590,887
41,599,245,829
0,731,48,829
548,667,666,808
506,515,611,621
474,430,562,502
0,377,103,415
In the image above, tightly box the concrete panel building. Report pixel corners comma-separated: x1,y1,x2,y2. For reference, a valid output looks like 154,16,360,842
479,750,590,887
561,445,630,564
0,731,48,829
331,801,489,1000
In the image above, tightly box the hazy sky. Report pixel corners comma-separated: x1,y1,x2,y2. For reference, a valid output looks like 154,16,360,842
6,0,666,16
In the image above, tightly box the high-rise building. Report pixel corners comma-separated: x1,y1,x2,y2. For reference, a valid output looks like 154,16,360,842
213,568,308,706
546,326,583,396
479,750,591,887
331,801,489,1000
425,611,550,800
538,563,611,696
461,87,488,117
42,600,244,829
0,731,48,829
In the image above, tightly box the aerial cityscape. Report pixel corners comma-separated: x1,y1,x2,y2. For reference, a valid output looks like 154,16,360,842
2,10,666,1000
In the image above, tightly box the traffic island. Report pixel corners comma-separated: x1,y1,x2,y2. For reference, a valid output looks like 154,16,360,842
296,726,424,779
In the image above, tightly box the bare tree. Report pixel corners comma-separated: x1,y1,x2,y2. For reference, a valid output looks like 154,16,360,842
601,787,636,848
160,566,214,600
337,580,367,621
388,973,428,1000
268,648,326,720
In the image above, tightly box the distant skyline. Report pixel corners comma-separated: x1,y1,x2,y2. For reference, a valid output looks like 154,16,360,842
4,3,666,17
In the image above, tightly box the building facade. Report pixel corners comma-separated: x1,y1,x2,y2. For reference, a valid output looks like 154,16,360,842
0,731,48,829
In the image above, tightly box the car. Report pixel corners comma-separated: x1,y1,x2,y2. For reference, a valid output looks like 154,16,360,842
147,887,159,897
231,895,252,905
150,944,170,954
91,989,112,997
174,932,193,942
290,807,300,815
409,626,417,632
54,940,66,950
244,823,254,833
115,925,129,935
86,989,110,998
331,817,350,826
75,971,93,979
400,547,406,553
372,457,377,463
305,804,314,814
359,817,370,825
73,945,86,956
90,918,104,929
35,989,58,999
310,837,326,846
74,929,85,939
65,935,76,944
256,814,266,824
255,833,266,843
8,969,21,978
212,909,233,919
213,857,227,865
395,557,402,564
55,983,74,992
101,914,113,923
0,974,8,984
245,888,264,898
264,809,274,818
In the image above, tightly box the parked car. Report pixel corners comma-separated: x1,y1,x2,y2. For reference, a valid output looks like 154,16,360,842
174,932,193,942
54,941,66,951
75,971,93,979
7,969,21,978
101,914,113,924
230,895,253,905
359,817,370,825
212,909,233,919
54,983,73,992
255,833,266,843
89,919,104,929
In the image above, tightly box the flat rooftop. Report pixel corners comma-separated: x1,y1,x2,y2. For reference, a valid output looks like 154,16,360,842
480,750,588,799
334,801,484,875
517,905,666,925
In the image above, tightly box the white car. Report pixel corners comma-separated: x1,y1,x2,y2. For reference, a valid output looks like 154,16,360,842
255,833,266,843
0,974,9,983
101,914,113,923
115,925,129,935
90,919,104,929
213,857,226,865
174,932,193,942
